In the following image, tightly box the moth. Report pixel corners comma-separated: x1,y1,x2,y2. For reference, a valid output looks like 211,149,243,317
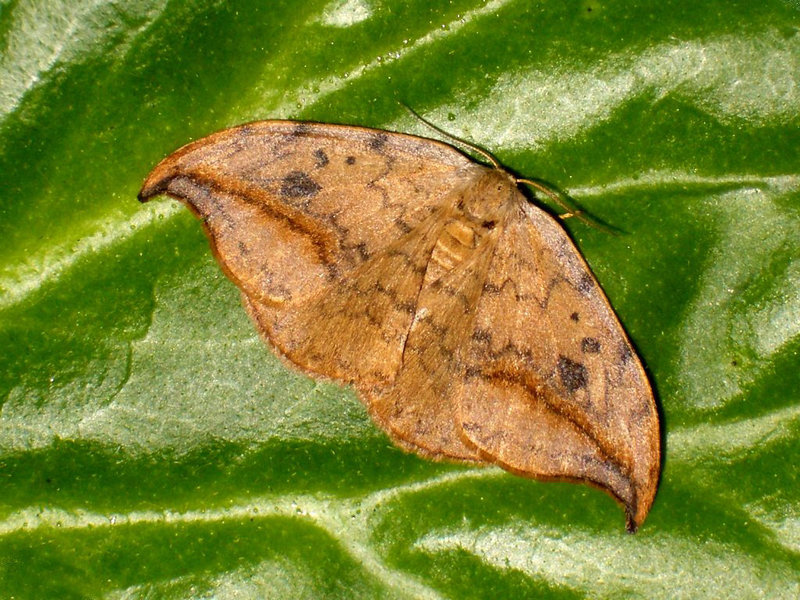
139,119,660,531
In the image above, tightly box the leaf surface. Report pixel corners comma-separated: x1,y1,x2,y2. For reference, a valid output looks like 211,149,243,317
1,0,798,598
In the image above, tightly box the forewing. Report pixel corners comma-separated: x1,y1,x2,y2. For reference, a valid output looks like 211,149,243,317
138,120,474,305
456,199,660,530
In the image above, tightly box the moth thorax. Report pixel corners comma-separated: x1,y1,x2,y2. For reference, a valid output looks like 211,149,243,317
431,220,479,271
427,170,512,276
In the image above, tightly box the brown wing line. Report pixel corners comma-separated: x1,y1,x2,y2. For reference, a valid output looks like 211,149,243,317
149,170,340,264
463,363,632,476
460,359,641,530
520,204,660,526
466,208,633,460
138,120,480,309
456,201,659,529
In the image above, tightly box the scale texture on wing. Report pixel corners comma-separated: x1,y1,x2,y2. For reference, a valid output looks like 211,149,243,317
138,121,474,306
366,217,502,461
455,200,660,531
139,120,661,530
254,205,456,391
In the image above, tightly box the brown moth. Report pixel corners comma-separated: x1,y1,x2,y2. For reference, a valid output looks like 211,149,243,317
139,120,660,531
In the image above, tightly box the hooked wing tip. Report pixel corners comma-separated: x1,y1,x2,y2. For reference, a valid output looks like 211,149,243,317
137,173,162,203
625,510,639,534
138,147,188,203
624,471,659,533
138,164,175,204
137,187,152,203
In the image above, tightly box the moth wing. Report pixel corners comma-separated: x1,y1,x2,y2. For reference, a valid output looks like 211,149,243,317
456,200,660,530
138,120,474,306
246,184,499,462
244,203,456,390
365,225,502,461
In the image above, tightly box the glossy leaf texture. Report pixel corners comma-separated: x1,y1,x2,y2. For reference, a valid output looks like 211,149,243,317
1,1,798,598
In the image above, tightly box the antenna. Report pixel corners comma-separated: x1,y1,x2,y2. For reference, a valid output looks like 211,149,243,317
400,104,618,234
400,103,501,169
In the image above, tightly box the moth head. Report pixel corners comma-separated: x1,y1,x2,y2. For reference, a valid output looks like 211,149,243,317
458,167,517,223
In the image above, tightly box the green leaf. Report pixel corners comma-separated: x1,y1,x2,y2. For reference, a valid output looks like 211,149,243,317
1,0,798,598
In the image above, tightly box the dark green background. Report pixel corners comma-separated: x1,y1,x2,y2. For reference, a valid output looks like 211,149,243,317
1,0,798,597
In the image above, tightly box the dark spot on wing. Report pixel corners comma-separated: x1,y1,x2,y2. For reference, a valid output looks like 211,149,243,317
464,366,483,379
461,421,481,433
280,171,321,199
313,148,329,168
619,343,633,364
577,273,594,294
471,329,492,344
557,356,588,392
292,123,311,137
394,218,411,233
324,262,340,280
369,133,388,151
581,337,601,353
346,156,356,165
397,300,416,315
482,220,496,230
570,312,580,322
